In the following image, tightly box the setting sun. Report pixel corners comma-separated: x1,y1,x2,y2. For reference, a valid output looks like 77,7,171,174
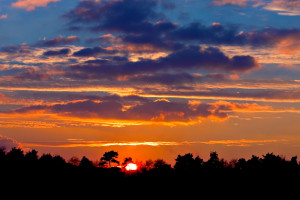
125,163,138,171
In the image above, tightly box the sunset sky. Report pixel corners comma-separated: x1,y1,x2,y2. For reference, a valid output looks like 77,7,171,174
1,0,300,165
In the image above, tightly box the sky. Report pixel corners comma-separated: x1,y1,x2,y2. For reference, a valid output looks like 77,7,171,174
0,0,300,165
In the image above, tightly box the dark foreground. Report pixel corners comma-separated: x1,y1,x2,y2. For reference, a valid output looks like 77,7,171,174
1,149,300,196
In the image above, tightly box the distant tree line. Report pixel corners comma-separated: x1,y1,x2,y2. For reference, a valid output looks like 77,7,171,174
1,147,299,176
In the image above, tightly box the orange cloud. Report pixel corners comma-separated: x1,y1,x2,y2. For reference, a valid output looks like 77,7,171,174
12,0,60,11
212,101,273,112
264,0,300,16
23,141,182,148
0,14,7,20
199,139,285,147
212,0,263,7
21,138,285,148
276,34,300,55
212,0,300,16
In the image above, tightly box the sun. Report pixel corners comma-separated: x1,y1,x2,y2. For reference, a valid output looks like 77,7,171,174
125,163,138,171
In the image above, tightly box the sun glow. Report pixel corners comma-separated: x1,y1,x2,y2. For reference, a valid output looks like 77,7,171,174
125,163,138,171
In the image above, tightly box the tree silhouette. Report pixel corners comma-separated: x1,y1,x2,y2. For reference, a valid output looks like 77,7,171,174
174,153,203,173
99,151,119,167
247,155,262,169
122,157,133,168
289,156,298,168
79,156,94,168
53,155,66,168
25,149,38,161
39,153,53,168
6,147,24,162
204,151,224,168
261,153,286,169
235,158,247,170
68,156,80,167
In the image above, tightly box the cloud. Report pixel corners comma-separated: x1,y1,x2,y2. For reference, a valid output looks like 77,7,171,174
211,0,263,7
37,35,79,47
212,0,300,16
12,0,60,11
72,46,117,57
22,138,284,148
129,73,197,85
64,0,159,33
139,86,300,103
170,22,300,49
0,14,7,20
43,48,71,57
199,139,284,147
66,46,259,81
264,0,300,16
64,0,180,50
64,0,300,52
7,94,278,126
0,44,31,55
12,68,53,81
0,135,22,151
10,95,231,123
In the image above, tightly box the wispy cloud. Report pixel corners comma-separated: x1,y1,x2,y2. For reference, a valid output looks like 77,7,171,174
263,0,300,16
22,138,285,148
11,0,60,11
0,14,7,20
212,0,300,16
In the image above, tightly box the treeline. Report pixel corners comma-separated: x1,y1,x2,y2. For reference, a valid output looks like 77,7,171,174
2,147,300,192
1,147,299,172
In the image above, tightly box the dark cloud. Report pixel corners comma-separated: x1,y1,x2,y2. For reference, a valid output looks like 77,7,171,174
128,72,229,86
0,135,22,152
0,44,30,55
64,0,159,33
11,95,228,122
13,68,52,81
160,0,176,10
139,87,300,102
63,0,300,50
72,46,117,57
37,35,79,47
43,48,71,57
64,0,181,50
66,46,259,80
129,73,197,85
169,22,239,45
170,23,300,47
